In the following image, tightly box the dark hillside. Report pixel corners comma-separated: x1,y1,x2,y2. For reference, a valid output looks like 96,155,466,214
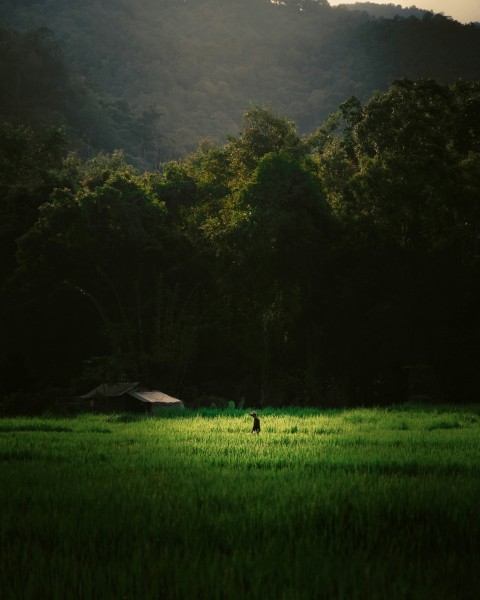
2,0,480,162
0,27,162,165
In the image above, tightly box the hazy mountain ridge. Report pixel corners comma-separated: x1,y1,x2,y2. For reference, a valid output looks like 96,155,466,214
1,0,480,164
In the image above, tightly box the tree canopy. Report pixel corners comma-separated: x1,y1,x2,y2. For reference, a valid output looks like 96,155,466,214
1,79,480,412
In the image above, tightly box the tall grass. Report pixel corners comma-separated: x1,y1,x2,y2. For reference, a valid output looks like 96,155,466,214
1,406,480,599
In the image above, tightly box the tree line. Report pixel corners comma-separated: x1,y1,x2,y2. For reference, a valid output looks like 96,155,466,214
1,78,479,412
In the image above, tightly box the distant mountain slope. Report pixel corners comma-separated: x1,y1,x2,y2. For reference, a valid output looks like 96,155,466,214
0,27,158,167
2,0,480,163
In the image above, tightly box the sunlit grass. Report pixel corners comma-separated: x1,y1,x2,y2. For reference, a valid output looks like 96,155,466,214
1,405,480,599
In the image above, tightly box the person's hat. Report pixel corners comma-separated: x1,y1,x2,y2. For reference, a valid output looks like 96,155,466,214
250,411,257,416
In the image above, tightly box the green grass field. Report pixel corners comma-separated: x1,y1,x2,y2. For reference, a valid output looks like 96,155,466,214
1,405,480,599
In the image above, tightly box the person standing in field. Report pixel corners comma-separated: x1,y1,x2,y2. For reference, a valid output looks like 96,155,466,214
250,411,261,434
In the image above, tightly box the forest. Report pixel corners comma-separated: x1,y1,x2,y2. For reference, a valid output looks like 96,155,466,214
1,0,480,164
1,77,480,412
0,1,480,412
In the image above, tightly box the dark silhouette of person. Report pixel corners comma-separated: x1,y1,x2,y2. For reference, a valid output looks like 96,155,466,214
250,411,261,433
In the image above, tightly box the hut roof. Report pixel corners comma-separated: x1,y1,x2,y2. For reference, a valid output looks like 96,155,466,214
128,389,184,407
79,383,184,408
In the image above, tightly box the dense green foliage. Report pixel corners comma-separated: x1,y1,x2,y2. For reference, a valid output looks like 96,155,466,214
1,0,480,162
1,78,480,411
1,406,480,598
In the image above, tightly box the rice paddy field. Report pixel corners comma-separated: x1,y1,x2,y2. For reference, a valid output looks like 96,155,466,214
1,405,480,599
